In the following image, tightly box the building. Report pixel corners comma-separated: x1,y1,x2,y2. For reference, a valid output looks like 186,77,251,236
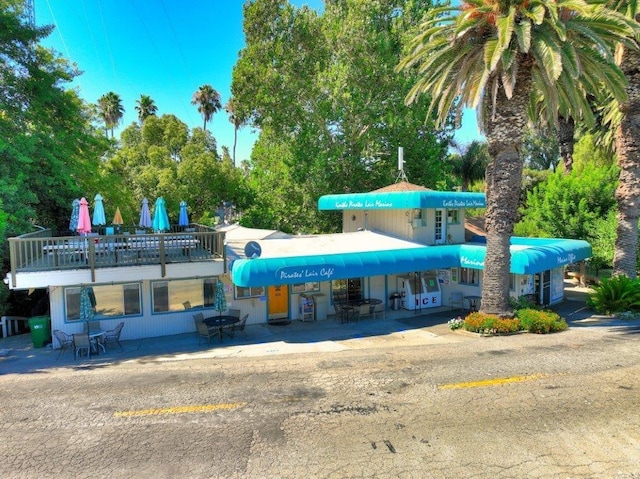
5,182,591,344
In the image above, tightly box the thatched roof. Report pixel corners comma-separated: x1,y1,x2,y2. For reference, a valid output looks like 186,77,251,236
373,181,430,192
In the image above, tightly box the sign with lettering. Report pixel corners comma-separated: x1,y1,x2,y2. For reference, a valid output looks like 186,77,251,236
276,265,337,282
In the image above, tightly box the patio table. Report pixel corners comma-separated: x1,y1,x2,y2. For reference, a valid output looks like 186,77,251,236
203,315,239,341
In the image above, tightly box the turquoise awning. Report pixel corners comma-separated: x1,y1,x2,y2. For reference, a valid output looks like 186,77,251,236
459,238,592,275
231,237,591,287
318,191,486,210
231,246,461,287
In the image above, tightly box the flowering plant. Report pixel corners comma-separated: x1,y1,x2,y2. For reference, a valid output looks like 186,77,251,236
448,316,464,330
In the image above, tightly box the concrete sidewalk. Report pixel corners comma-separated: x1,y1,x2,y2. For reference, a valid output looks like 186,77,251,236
2,286,637,375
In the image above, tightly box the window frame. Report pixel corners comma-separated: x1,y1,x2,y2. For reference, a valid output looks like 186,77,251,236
151,277,219,314
64,283,142,323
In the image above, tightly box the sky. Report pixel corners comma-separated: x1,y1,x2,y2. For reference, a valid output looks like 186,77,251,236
34,0,483,166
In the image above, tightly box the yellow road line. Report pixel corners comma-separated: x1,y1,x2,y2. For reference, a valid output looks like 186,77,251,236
438,373,547,390
114,402,246,417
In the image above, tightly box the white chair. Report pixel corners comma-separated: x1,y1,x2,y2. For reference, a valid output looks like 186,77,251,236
371,302,385,320
449,291,464,311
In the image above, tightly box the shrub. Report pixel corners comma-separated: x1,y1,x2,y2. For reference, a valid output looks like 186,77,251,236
448,316,465,330
463,312,522,335
516,308,568,334
587,275,640,314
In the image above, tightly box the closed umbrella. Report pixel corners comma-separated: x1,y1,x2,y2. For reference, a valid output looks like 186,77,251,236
69,198,80,233
152,197,170,232
77,197,92,235
112,207,123,226
139,198,152,229
178,201,189,227
213,280,226,316
92,193,106,226
79,287,95,323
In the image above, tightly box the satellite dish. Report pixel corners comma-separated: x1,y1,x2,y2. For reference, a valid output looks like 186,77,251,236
244,241,262,258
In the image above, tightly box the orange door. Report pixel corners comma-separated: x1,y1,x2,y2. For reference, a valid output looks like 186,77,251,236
268,285,289,320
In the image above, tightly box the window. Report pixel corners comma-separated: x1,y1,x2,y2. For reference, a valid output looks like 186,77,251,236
65,283,141,322
447,209,459,224
450,268,458,283
291,282,320,294
459,268,479,286
235,285,265,299
152,277,219,313
332,278,362,304
509,274,516,291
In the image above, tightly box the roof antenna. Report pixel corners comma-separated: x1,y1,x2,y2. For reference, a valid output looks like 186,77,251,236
395,146,408,183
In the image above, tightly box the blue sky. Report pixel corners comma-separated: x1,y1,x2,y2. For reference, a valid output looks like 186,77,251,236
35,0,482,165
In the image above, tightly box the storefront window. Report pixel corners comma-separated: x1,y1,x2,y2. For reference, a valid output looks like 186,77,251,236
152,277,219,313
65,283,141,322
332,278,362,304
459,268,479,286
235,286,265,299
291,282,320,294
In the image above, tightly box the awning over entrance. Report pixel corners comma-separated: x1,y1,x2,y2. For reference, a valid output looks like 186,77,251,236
231,246,461,287
231,236,592,287
459,238,592,275
318,191,486,210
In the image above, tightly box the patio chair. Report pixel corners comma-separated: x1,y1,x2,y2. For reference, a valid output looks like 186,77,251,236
228,308,241,319
449,291,464,311
233,314,249,337
371,302,385,320
103,322,124,351
53,329,73,359
196,320,217,344
183,301,191,310
193,312,204,325
73,333,92,360
87,320,101,332
356,303,371,321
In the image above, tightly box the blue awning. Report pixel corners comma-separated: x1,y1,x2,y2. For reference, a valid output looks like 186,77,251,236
231,246,461,287
318,191,486,210
231,237,591,287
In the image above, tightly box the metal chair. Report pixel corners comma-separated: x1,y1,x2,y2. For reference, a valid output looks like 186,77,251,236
73,333,92,360
449,291,464,311
53,329,73,359
357,303,371,321
233,314,249,337
103,322,124,351
182,301,192,310
228,308,241,319
196,320,217,344
371,302,385,320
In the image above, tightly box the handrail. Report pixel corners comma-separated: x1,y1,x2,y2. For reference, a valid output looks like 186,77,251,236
8,230,226,286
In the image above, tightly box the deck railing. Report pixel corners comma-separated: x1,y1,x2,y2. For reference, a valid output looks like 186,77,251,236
8,226,226,287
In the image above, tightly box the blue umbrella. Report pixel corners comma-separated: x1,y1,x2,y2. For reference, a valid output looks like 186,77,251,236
213,280,226,316
92,193,106,226
178,201,189,227
152,197,170,232
139,198,152,229
69,198,80,232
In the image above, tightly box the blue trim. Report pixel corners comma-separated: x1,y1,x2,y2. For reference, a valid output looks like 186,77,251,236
318,191,486,210
231,238,591,287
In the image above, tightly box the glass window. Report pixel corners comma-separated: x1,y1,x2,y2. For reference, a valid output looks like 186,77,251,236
235,286,265,299
451,268,458,283
291,282,320,294
332,278,362,304
65,283,141,322
447,209,460,224
509,274,516,292
459,268,479,285
152,277,219,313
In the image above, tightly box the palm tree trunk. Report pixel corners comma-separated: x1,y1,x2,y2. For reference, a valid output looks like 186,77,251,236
613,47,640,279
558,116,574,174
233,126,238,165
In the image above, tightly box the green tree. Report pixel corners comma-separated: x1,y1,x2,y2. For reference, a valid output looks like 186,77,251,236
449,141,489,191
191,84,221,131
225,97,245,165
135,94,158,124
398,0,635,316
97,91,124,138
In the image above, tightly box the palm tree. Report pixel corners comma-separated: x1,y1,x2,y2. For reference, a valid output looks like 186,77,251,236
608,0,640,279
225,97,245,165
398,0,635,316
557,117,575,174
135,94,157,124
450,140,489,191
191,84,221,131
97,91,124,138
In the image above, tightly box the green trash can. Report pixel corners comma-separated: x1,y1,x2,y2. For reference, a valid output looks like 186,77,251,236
28,316,51,348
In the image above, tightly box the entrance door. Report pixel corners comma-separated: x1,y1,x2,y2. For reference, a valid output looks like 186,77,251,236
435,209,446,244
268,285,289,320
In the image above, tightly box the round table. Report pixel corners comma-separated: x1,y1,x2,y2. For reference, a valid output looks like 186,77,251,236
204,315,239,340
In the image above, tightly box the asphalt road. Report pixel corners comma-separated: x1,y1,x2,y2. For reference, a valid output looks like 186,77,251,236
1,323,640,479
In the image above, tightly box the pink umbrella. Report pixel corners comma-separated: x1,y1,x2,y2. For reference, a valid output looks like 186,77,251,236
77,197,92,235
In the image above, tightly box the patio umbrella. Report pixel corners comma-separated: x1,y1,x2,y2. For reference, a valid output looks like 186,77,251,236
213,280,226,316
69,198,80,232
77,197,92,235
152,197,170,232
139,198,152,229
79,287,95,323
112,207,123,225
178,201,189,227
92,193,106,226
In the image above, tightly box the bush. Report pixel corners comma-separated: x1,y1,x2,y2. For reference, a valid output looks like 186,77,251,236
516,308,568,334
463,312,522,335
587,275,640,314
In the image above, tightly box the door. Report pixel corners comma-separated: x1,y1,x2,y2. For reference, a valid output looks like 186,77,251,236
268,285,289,320
541,270,551,306
435,209,446,244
